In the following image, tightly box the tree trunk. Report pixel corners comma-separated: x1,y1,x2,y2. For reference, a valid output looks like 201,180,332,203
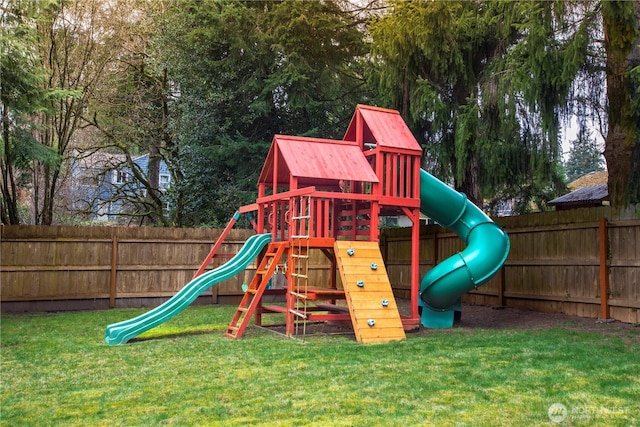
145,143,161,225
462,155,481,208
41,163,54,225
603,0,640,208
1,103,20,224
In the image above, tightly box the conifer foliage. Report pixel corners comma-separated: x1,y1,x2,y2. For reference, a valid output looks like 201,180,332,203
369,1,600,213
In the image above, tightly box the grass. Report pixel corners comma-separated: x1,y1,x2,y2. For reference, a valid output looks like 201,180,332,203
1,305,639,426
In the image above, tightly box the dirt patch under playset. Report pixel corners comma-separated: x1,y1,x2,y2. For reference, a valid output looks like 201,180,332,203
264,299,639,340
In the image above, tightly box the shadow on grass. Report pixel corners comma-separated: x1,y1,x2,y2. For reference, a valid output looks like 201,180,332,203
130,328,221,343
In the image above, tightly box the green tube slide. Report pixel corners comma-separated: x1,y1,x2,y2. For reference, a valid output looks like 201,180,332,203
105,233,272,345
419,169,510,328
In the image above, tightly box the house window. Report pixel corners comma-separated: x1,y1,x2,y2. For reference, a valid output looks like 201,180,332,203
159,174,170,190
115,170,128,184
384,217,398,226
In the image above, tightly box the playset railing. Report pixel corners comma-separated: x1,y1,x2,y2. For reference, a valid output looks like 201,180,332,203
241,186,378,243
365,150,421,206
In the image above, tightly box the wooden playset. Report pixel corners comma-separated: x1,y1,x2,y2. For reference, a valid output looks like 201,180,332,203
221,105,423,343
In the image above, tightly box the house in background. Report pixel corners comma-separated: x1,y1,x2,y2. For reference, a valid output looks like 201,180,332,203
548,171,609,211
491,199,514,217
67,151,172,222
67,151,127,221
132,153,173,191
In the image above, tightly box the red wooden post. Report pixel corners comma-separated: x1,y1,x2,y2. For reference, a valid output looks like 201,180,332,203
356,110,363,147
257,183,266,233
273,142,279,192
411,210,420,320
370,201,380,242
390,153,397,196
385,153,392,196
284,200,289,241
280,200,287,242
310,198,316,238
350,197,357,240
599,218,610,319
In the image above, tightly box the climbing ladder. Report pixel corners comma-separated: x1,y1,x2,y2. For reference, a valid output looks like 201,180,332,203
334,240,406,344
288,195,311,337
226,242,288,339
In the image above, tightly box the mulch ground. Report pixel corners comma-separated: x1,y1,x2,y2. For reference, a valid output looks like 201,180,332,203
401,299,639,338
263,299,640,341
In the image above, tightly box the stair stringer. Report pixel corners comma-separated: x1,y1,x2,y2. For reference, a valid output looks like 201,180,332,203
226,242,288,339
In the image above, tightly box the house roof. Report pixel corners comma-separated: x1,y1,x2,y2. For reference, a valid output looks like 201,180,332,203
568,170,608,191
258,135,379,187
133,154,171,175
548,184,609,206
343,105,422,153
71,150,126,171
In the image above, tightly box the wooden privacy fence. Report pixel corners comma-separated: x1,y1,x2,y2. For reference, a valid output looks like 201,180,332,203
0,226,333,312
1,206,639,324
0,225,256,312
383,206,639,324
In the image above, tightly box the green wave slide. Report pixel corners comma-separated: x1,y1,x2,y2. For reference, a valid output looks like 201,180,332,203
419,169,510,328
105,233,272,345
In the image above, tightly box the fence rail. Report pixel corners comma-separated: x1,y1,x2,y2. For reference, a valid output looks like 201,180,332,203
1,206,639,323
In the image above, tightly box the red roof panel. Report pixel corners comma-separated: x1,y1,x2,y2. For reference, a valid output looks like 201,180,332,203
258,135,379,186
344,105,422,153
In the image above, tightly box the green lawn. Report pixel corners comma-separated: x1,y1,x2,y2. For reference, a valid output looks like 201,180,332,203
1,305,638,426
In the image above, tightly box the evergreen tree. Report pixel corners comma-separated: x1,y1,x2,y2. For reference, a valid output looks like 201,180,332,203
369,1,597,212
564,125,605,182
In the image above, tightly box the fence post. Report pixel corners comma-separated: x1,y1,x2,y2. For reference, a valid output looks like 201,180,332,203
598,218,610,320
109,236,118,309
